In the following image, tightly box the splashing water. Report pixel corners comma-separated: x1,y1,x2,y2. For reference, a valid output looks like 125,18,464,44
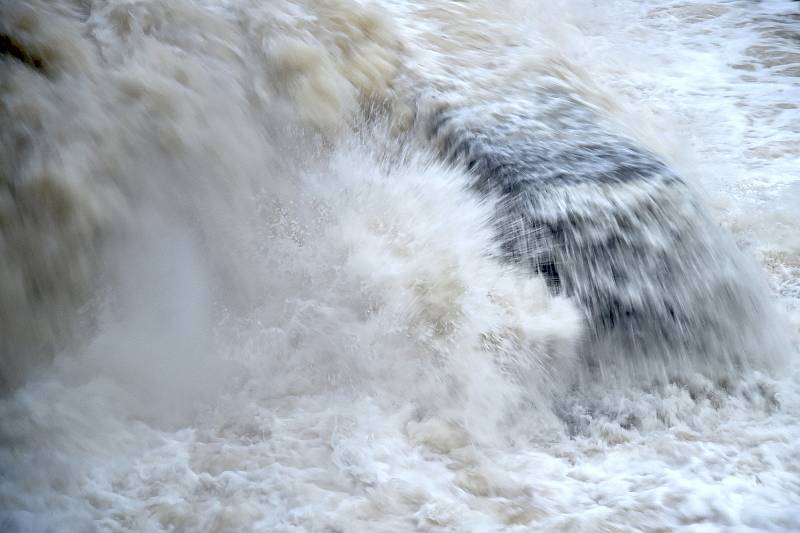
1,0,799,531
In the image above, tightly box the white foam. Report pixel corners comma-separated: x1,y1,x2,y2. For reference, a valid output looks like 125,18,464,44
1,0,798,531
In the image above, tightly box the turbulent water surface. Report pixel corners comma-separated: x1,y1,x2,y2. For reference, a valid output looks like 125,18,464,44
1,0,799,531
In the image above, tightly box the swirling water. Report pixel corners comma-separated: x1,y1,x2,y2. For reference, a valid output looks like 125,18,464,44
1,0,799,531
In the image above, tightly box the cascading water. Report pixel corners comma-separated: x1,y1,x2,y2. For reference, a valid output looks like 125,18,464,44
425,94,788,384
1,0,799,531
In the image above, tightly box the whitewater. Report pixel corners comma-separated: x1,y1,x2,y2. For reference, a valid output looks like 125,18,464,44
1,0,799,531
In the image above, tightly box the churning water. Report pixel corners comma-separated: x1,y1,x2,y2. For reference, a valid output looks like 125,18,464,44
1,0,799,531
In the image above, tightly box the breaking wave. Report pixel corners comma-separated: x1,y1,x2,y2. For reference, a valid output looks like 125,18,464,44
1,0,798,530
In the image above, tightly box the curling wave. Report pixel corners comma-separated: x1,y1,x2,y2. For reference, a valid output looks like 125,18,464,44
1,0,798,531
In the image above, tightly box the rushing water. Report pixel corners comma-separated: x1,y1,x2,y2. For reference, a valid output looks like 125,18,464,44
1,0,799,531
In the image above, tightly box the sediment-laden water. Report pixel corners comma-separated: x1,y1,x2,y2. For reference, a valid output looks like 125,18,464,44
1,0,799,531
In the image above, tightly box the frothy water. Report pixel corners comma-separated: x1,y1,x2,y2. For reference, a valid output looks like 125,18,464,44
1,0,799,531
